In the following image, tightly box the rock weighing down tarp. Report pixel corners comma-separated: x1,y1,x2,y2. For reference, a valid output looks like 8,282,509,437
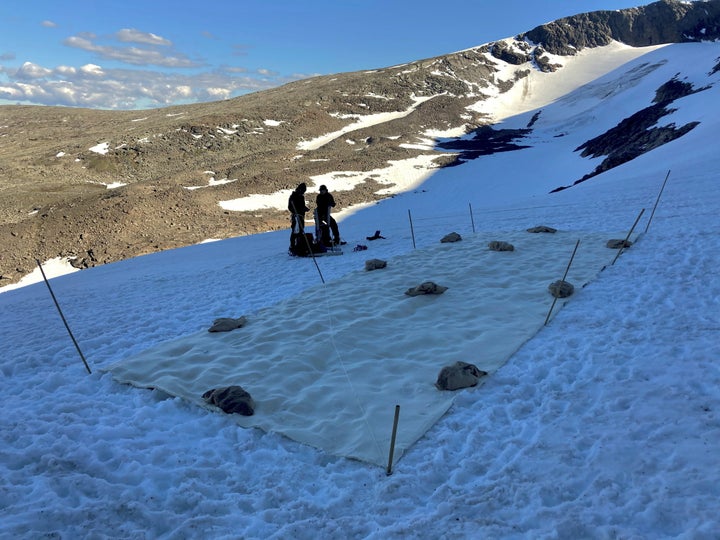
106,230,619,467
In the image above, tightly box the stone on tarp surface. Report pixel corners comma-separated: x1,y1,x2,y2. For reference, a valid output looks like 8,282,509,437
548,280,574,298
202,385,255,416
436,361,488,390
607,239,632,249
404,281,448,296
208,316,248,333
527,225,557,233
488,240,515,251
365,259,387,271
441,232,462,243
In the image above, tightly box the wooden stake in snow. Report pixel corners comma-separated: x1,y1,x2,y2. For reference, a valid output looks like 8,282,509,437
469,202,476,234
408,210,416,249
645,170,671,234
36,259,92,374
386,404,401,476
611,208,645,266
544,239,580,326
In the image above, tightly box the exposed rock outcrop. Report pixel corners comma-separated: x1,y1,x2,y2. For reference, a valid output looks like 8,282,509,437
521,0,720,55
551,76,706,191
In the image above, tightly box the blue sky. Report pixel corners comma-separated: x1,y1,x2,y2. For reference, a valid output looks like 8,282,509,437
1,0,649,110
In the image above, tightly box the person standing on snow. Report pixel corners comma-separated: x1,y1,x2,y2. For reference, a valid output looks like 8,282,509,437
315,184,343,245
288,182,310,254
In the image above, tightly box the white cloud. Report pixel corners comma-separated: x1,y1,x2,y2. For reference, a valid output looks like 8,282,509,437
0,61,311,109
16,62,52,79
41,20,57,28
80,64,104,76
15,81,50,99
206,87,231,98
0,19,322,109
0,19,321,112
224,66,248,74
116,28,172,47
176,85,193,97
0,85,21,98
63,35,198,68
55,65,77,76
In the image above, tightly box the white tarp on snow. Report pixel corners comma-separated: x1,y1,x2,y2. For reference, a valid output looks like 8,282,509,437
106,230,619,466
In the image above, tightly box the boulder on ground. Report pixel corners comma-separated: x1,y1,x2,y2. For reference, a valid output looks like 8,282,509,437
527,225,557,233
441,232,462,243
548,280,574,298
405,281,448,296
365,258,387,271
488,240,515,251
208,316,248,333
606,239,632,249
436,361,488,391
202,385,255,416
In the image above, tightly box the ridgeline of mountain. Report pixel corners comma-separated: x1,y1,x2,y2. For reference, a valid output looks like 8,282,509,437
522,0,720,54
1,0,719,286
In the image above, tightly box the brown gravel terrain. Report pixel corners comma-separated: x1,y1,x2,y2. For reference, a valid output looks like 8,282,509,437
0,54,490,285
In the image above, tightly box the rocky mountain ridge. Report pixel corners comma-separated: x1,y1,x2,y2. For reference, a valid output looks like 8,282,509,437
1,0,719,286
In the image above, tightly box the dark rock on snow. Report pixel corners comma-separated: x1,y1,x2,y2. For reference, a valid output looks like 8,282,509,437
202,386,255,416
488,241,515,252
441,232,462,243
365,259,387,271
405,281,449,296
208,316,248,333
436,361,488,391
548,280,575,299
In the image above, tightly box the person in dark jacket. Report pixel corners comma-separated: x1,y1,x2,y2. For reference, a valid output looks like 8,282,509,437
288,183,309,254
315,184,342,245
